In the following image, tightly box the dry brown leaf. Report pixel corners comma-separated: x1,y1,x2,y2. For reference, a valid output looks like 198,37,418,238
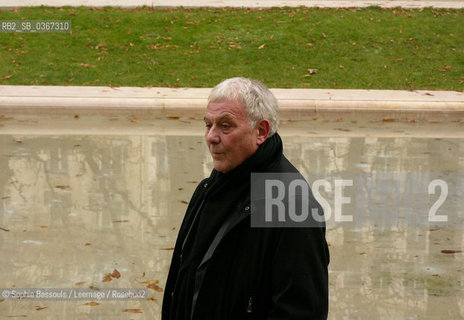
84,243,91,246
139,280,159,284
122,309,143,313
75,281,86,286
0,227,9,232
160,247,174,251
0,299,4,303
83,302,100,306
111,269,121,279
147,297,156,301
35,306,47,311
147,282,163,292
258,44,265,49
55,185,70,190
441,250,462,254
1,75,13,81
79,63,96,68
39,225,48,229
102,274,112,282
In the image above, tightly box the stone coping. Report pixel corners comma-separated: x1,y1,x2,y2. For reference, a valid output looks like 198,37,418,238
0,85,463,119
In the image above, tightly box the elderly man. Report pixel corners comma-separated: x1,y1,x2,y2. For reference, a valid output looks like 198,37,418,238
162,77,329,320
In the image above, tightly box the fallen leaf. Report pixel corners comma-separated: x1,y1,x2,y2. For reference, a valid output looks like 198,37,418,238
178,200,188,204
84,243,91,246
147,282,163,292
0,299,4,303
395,57,404,61
139,280,159,284
55,185,70,190
429,228,440,231
74,114,79,119
167,116,180,120
147,297,156,301
1,75,13,81
79,63,96,68
75,281,86,286
339,65,344,69
111,269,121,279
382,118,397,122
102,274,112,282
83,302,100,306
35,306,47,311
122,309,142,313
160,247,174,250
307,68,318,74
39,225,48,229
258,44,265,49
0,227,9,232
441,250,462,254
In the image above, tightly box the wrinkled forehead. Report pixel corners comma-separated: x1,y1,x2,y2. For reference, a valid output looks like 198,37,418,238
204,100,248,122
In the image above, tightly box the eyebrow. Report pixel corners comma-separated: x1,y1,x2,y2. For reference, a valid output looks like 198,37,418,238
203,115,234,122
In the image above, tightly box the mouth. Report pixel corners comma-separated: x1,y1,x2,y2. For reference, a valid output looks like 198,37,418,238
211,151,223,158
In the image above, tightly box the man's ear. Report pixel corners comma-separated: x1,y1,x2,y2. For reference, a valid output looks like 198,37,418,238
256,119,271,145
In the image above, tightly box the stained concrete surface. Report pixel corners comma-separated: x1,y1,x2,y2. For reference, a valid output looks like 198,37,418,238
0,114,463,319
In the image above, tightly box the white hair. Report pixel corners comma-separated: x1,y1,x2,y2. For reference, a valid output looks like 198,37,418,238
208,77,279,136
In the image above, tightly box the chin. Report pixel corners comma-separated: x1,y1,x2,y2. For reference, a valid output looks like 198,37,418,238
214,162,230,173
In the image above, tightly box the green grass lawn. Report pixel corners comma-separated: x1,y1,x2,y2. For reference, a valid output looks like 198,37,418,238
0,6,463,90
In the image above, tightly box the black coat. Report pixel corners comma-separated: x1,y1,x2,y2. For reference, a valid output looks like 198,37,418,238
162,136,329,320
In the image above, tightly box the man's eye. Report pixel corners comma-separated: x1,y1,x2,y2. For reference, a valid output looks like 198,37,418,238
221,124,230,129
205,123,212,129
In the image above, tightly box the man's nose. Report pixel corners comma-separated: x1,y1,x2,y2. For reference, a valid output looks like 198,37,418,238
206,126,220,144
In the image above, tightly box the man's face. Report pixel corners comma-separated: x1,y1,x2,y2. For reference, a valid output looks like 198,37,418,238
204,99,260,173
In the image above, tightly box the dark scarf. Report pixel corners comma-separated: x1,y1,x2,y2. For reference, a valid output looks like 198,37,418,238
171,133,283,320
